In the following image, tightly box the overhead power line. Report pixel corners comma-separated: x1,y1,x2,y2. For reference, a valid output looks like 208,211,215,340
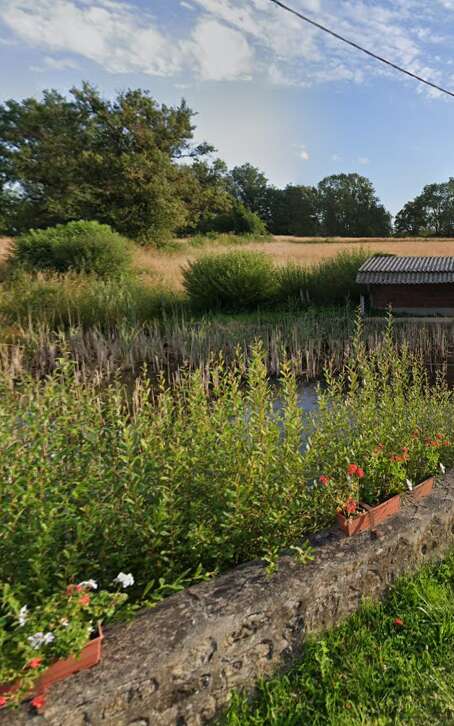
267,0,454,99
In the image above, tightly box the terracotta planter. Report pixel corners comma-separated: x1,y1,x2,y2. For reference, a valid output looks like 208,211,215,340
337,494,401,537
0,625,103,701
410,476,435,501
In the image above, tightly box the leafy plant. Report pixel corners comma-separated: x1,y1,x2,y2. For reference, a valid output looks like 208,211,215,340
182,250,278,311
0,577,131,708
11,221,132,278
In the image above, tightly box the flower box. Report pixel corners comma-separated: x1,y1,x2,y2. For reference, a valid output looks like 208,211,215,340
410,476,434,501
0,625,103,702
337,494,401,537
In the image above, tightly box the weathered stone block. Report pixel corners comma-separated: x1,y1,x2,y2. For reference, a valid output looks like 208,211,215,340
3,473,454,725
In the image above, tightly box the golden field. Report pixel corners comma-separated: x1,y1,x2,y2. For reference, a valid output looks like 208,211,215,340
133,236,454,290
4,235,454,290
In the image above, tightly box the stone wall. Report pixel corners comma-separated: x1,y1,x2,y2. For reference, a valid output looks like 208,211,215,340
3,473,454,726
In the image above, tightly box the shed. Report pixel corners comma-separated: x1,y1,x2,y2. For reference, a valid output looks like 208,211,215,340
356,256,454,315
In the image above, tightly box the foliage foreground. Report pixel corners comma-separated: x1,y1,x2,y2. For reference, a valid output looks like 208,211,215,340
223,550,454,725
2,316,454,710
1,322,454,610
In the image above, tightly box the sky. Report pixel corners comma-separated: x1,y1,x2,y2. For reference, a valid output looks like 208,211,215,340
1,0,454,216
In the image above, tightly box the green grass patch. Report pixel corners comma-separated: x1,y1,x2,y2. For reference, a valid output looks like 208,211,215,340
223,551,454,725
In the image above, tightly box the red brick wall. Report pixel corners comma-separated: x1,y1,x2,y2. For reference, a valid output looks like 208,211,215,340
370,284,454,309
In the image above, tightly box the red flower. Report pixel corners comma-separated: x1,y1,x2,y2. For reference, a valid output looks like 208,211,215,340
393,617,404,627
347,464,358,476
436,433,444,440
0,697,7,708
444,441,450,447
28,658,43,669
356,467,365,479
78,594,90,607
66,584,82,595
31,695,45,710
345,497,357,515
319,475,330,487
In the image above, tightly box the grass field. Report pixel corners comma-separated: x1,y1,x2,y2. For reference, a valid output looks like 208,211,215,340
223,549,454,725
134,237,454,290
4,235,454,291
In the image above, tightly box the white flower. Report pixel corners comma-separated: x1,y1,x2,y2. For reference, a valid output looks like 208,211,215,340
28,632,45,649
440,462,446,475
60,618,69,628
18,605,28,627
113,572,134,589
78,579,98,590
406,479,413,492
28,631,54,648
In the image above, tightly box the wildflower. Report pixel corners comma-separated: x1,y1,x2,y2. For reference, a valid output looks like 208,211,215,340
31,695,45,710
66,584,82,595
28,632,54,649
28,632,45,649
78,594,90,607
78,579,98,591
406,479,413,492
319,475,330,487
113,572,134,589
60,617,69,628
347,464,358,476
436,433,444,440
393,617,404,627
28,658,43,669
345,497,357,515
440,463,446,475
0,696,6,708
443,440,450,447
18,605,28,627
356,467,365,479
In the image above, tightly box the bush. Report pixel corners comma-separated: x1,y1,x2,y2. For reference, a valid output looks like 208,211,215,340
201,202,267,236
0,272,182,329
182,250,278,311
277,249,370,307
11,221,132,277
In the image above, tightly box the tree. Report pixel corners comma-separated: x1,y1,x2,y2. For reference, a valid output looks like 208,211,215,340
227,163,271,222
317,173,392,237
268,185,320,236
178,158,233,235
0,83,212,243
395,179,454,236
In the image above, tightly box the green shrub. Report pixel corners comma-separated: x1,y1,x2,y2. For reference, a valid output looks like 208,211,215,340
0,272,183,328
11,221,132,277
277,249,370,307
182,250,278,311
201,202,267,236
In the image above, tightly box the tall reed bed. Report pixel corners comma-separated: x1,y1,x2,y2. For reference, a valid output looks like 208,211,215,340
1,311,454,384
1,325,454,611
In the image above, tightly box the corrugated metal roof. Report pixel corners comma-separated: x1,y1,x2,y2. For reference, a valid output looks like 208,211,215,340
356,256,454,284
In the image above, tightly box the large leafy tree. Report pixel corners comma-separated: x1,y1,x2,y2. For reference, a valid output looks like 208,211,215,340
0,83,212,243
227,163,272,222
317,173,392,237
268,184,320,236
395,180,454,236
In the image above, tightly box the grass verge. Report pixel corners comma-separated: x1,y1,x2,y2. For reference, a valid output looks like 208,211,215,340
223,549,454,725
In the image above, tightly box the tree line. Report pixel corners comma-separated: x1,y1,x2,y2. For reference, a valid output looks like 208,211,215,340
0,83,451,243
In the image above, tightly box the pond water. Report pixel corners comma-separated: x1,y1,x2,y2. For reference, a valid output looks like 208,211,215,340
271,382,320,415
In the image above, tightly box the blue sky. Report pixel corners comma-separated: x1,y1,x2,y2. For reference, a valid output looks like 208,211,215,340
1,0,454,215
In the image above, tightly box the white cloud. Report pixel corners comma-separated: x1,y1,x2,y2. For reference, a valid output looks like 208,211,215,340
1,0,453,97
184,17,254,81
357,156,370,165
300,146,310,161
